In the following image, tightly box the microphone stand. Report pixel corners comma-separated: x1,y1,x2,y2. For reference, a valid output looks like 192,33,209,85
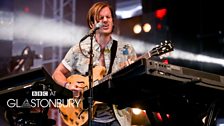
79,27,100,126
87,32,94,126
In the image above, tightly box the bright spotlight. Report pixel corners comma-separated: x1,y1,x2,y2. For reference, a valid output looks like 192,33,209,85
143,23,151,32
133,24,142,34
132,108,142,115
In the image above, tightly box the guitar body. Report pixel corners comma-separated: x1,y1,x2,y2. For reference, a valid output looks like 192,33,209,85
59,66,106,126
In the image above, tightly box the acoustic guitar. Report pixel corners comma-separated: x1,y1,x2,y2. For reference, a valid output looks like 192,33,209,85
58,40,174,126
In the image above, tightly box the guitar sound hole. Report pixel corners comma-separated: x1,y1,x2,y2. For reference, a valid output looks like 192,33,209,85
77,81,84,84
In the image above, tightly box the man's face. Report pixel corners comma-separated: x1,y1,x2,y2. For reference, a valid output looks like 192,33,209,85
96,6,113,35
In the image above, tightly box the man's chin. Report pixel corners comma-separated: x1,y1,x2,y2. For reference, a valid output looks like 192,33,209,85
101,31,112,35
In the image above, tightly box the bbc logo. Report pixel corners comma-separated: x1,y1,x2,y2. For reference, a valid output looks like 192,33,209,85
32,91,48,96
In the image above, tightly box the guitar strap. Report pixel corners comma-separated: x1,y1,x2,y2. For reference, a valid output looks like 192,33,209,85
108,40,117,74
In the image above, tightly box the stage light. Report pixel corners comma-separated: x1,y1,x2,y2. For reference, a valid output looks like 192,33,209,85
155,8,167,20
131,108,150,125
133,24,142,34
157,23,162,30
156,112,163,121
143,23,151,32
154,8,167,31
132,108,142,115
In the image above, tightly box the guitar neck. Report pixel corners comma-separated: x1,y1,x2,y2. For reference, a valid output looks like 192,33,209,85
137,51,151,60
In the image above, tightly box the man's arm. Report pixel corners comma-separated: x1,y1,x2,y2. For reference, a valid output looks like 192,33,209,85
52,63,70,87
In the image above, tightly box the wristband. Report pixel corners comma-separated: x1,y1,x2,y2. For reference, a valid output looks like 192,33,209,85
64,82,69,89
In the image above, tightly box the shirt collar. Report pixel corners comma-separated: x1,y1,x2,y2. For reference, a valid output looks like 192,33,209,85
93,38,113,52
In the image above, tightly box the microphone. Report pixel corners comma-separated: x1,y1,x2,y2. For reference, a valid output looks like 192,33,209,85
80,22,103,42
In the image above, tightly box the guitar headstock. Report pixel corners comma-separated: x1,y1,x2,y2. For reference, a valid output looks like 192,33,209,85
150,40,174,57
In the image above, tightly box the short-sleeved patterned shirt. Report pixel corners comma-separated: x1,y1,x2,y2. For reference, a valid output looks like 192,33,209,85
62,37,137,75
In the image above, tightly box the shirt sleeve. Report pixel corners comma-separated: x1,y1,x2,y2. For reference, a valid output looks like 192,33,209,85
61,45,79,72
